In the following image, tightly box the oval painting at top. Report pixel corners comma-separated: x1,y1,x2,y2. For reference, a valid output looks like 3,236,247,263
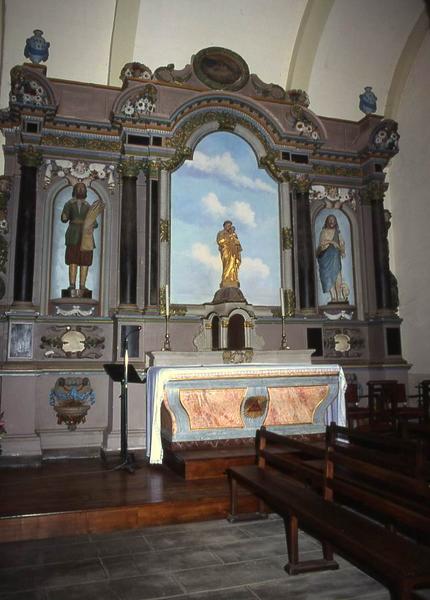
193,47,249,91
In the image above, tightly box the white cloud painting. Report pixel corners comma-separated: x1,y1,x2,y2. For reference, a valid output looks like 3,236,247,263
171,132,280,306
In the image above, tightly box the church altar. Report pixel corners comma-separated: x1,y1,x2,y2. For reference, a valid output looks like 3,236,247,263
146,362,346,464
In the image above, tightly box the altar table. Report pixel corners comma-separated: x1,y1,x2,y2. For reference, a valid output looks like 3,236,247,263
146,364,346,464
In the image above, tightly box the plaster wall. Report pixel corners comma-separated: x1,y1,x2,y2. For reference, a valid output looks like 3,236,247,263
308,0,423,120
133,0,306,87
388,31,430,382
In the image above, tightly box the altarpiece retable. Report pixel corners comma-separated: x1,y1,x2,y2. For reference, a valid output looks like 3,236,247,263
0,45,404,461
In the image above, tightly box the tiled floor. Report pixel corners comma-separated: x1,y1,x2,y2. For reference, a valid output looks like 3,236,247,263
0,516,429,600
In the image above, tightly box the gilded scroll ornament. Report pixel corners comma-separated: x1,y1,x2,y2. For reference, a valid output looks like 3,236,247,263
313,164,361,178
259,151,288,183
159,285,168,316
282,227,293,251
160,219,170,242
285,289,295,317
41,135,121,152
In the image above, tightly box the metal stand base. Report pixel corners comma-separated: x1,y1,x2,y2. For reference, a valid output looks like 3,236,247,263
114,452,138,474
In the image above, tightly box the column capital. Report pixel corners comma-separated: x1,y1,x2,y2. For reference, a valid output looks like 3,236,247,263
119,156,142,178
361,180,388,205
18,146,43,168
290,173,312,193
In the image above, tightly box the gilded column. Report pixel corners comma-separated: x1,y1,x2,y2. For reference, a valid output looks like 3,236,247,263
119,157,140,307
292,175,315,311
14,146,43,303
363,181,393,311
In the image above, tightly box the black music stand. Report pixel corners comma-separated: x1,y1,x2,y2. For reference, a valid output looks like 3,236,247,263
104,362,145,473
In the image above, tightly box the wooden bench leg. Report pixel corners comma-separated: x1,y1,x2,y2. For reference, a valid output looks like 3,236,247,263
228,474,238,518
226,475,268,523
284,515,339,575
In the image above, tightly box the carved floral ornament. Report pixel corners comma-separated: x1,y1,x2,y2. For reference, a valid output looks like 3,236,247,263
44,159,115,191
118,85,157,119
10,65,49,107
309,185,358,210
370,119,399,153
288,104,320,140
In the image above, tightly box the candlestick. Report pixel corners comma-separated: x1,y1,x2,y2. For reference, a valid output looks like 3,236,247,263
162,314,171,351
280,287,285,317
280,316,290,350
165,284,170,318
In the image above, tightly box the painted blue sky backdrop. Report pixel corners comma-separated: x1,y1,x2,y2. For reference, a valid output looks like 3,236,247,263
171,132,280,305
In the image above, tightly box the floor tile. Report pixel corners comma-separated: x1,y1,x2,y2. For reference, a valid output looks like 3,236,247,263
110,573,183,600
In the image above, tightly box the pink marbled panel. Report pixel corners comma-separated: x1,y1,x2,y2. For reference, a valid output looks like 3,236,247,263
265,386,329,425
162,392,177,434
179,388,246,430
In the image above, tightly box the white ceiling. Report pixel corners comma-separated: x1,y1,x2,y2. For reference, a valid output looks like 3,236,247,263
1,0,426,121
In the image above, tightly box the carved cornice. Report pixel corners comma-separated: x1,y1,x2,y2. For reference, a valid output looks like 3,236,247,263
18,145,43,167
312,163,361,178
42,134,121,152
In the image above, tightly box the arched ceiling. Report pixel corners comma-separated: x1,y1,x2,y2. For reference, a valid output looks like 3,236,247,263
0,0,427,121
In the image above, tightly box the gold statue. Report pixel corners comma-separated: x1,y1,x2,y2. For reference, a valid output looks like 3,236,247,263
217,220,242,288
61,182,104,293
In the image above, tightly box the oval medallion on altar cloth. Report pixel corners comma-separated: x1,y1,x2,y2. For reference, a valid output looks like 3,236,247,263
193,47,250,91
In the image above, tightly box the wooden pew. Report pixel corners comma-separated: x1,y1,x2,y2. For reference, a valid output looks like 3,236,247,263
327,423,428,480
226,427,430,599
324,437,430,545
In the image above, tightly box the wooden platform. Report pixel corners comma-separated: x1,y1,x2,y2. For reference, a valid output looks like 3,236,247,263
0,454,258,543
163,446,257,479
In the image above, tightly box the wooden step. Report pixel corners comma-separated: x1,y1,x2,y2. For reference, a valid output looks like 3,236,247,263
163,446,257,479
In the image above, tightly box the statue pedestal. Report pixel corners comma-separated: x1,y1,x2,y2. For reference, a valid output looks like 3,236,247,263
50,296,98,317
212,287,246,304
61,287,92,299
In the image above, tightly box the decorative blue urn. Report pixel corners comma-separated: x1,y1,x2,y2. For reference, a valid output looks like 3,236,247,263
359,86,377,115
24,29,50,64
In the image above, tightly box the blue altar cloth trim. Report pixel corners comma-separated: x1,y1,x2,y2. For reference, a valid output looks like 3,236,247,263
146,363,346,464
